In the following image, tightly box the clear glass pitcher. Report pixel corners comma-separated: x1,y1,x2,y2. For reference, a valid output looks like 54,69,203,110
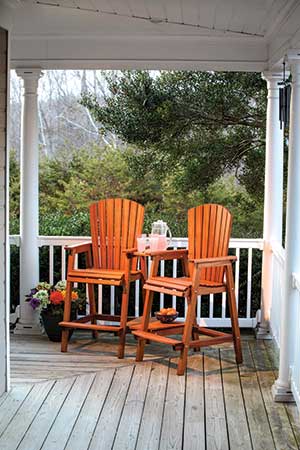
151,220,172,250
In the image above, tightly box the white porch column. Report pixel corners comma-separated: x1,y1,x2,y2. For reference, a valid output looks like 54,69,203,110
273,59,300,402
257,72,284,339
15,68,42,334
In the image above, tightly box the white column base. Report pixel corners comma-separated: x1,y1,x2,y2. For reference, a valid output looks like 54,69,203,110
255,323,273,340
14,322,42,335
272,380,295,402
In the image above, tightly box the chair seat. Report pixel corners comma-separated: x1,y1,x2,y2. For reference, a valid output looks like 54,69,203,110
144,276,225,296
67,268,142,285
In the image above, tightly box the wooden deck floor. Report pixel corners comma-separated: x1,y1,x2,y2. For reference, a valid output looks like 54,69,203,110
1,332,300,450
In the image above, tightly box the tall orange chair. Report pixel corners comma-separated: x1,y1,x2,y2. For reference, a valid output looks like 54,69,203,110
133,204,242,375
60,198,145,359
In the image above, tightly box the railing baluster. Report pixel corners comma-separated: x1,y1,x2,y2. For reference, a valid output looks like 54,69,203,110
110,286,115,315
235,248,240,307
172,250,177,310
49,245,54,285
98,285,103,314
61,246,66,281
197,295,201,322
135,280,140,317
247,248,253,318
222,292,226,318
209,293,214,318
74,254,78,288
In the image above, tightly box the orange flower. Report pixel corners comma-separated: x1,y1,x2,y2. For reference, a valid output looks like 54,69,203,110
60,289,78,301
50,291,64,305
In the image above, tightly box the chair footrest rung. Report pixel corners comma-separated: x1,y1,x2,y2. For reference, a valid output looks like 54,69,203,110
132,330,182,347
195,327,231,338
190,335,233,348
59,321,122,333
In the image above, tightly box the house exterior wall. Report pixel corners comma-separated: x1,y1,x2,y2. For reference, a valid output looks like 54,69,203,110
0,26,9,395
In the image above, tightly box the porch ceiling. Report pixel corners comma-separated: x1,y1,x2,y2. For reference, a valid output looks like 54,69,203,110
5,0,300,71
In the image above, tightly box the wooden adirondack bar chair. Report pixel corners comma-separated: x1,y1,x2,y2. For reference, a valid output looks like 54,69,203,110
132,204,242,375
59,198,145,359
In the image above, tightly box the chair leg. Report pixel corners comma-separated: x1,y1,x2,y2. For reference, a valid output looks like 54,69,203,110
226,265,243,364
88,284,98,339
61,280,72,352
192,318,200,352
177,293,197,375
118,282,130,359
136,289,154,362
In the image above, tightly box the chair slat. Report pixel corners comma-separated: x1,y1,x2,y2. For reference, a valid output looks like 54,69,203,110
106,198,115,269
114,198,122,269
120,199,130,268
99,200,107,269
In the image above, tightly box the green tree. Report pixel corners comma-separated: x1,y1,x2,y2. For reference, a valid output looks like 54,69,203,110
81,71,267,200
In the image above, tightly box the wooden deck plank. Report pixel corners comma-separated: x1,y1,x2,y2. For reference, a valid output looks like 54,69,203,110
65,369,115,450
41,373,96,450
204,348,229,450
159,359,185,450
135,362,169,450
0,384,33,436
88,365,134,450
113,363,152,450
5,333,300,450
17,377,76,450
183,354,205,450
239,341,275,450
220,346,252,450
0,381,55,450
249,340,298,450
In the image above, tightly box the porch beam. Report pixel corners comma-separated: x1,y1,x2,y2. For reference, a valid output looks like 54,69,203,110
257,72,284,339
273,58,300,402
14,68,42,335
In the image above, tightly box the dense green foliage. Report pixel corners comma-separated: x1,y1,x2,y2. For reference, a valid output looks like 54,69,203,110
9,145,263,238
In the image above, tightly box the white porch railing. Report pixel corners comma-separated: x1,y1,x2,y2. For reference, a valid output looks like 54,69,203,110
10,236,263,328
291,272,300,410
270,242,285,347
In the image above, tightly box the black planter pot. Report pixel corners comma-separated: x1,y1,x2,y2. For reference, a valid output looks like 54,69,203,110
41,309,77,342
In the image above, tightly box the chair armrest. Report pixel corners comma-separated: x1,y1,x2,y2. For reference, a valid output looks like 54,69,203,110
65,241,92,254
190,255,237,268
147,249,188,261
123,247,138,258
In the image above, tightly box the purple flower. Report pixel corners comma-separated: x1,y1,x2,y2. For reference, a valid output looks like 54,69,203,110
30,288,38,296
29,297,41,310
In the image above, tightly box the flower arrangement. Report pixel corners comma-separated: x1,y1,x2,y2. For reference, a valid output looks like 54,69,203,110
26,280,84,316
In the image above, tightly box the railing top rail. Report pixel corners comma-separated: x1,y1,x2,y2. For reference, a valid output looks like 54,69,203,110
9,235,264,249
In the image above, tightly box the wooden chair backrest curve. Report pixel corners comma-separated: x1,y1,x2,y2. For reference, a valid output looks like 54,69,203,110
188,204,232,283
90,198,144,271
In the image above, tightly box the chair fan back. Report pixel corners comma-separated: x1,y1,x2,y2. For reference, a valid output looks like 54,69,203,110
90,198,144,270
188,204,232,283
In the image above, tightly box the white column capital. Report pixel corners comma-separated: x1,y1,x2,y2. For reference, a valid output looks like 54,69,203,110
262,71,283,82
261,71,286,93
16,68,43,94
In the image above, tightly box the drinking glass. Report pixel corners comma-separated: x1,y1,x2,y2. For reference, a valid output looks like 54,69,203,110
137,234,147,252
